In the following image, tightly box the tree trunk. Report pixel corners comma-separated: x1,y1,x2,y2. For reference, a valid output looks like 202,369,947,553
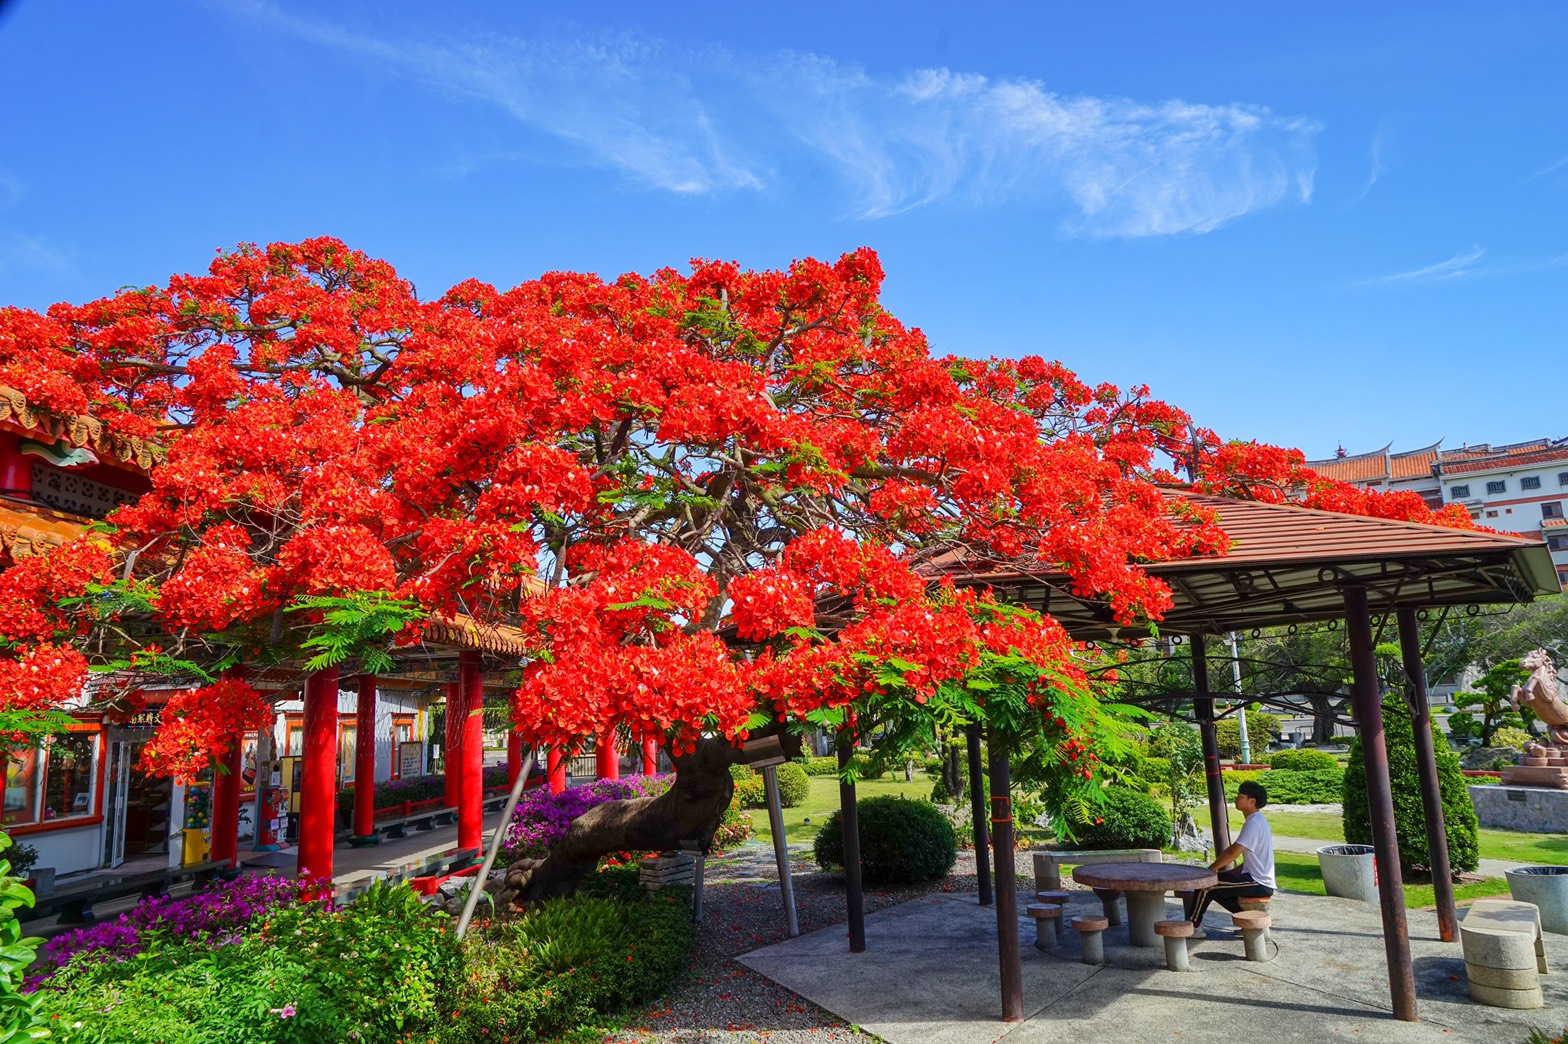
1309,694,1338,744
943,741,966,805
508,737,746,901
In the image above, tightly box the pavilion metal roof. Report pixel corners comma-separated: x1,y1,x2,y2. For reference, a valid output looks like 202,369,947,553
930,492,1560,639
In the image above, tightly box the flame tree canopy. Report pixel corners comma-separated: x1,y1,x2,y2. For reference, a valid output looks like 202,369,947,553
0,238,1474,794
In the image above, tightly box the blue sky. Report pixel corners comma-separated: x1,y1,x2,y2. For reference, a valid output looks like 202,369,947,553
1,1,1564,460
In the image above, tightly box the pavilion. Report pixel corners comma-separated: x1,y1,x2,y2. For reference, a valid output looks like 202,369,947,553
848,492,1559,1024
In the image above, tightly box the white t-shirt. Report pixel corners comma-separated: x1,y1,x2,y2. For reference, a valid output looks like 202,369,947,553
1235,811,1275,890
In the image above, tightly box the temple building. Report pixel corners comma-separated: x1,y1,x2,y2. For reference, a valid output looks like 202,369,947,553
1309,438,1568,588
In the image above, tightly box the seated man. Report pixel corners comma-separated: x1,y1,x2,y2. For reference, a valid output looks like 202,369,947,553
1186,780,1274,926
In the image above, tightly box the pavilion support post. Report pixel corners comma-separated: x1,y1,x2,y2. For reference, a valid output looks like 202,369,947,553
596,733,620,781
966,723,992,906
642,737,660,775
1191,636,1231,853
209,668,246,868
443,681,460,809
1396,607,1458,944
506,729,522,788
837,731,866,952
1345,587,1419,1022
350,675,379,847
458,652,484,853
298,666,340,884
987,725,1024,1023
547,747,567,793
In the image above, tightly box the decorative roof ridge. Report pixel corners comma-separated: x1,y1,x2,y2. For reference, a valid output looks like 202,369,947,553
0,384,163,473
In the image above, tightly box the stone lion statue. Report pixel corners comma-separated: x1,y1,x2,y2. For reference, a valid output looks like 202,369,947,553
1509,647,1568,756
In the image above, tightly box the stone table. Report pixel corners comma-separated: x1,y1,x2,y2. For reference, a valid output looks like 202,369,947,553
1072,862,1217,947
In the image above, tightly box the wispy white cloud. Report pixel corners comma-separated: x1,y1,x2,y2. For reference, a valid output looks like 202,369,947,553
1522,153,1568,185
0,232,72,274
1355,246,1568,288
1346,123,1389,208
1358,246,1485,286
227,2,1320,237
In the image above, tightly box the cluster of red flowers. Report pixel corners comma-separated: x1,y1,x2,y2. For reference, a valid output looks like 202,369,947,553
137,678,273,784
0,238,1482,780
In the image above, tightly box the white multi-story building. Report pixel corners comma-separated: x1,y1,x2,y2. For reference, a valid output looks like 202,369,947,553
1309,439,1568,588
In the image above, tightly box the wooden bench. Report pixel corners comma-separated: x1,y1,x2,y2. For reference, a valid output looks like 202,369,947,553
1033,849,1162,893
30,859,232,928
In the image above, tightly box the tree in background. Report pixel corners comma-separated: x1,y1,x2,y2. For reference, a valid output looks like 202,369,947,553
1446,659,1534,747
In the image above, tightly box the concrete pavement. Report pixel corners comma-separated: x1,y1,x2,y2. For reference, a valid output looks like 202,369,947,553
739,887,1568,1044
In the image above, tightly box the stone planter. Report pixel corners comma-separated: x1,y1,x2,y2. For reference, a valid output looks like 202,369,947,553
1506,866,1568,935
1317,844,1378,903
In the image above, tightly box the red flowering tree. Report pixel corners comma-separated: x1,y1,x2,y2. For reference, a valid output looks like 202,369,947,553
0,239,1475,893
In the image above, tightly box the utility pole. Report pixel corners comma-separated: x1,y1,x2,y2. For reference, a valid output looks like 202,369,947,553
1228,632,1251,764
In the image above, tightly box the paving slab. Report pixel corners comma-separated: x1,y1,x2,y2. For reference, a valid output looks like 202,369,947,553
740,887,1568,1044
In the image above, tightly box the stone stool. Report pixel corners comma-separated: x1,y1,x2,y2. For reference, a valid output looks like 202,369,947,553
1232,910,1271,962
1036,890,1071,907
1091,887,1124,927
1026,903,1063,952
1155,919,1194,972
1461,924,1544,1009
1238,895,1271,912
1071,914,1109,965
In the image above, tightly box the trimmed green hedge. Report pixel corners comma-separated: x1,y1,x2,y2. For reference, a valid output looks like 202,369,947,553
814,796,956,884
803,756,840,776
1067,788,1172,849
1214,712,1283,760
730,762,811,809
1266,748,1340,773
1221,768,1345,805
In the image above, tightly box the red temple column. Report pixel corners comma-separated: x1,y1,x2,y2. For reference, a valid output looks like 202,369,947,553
0,433,32,500
547,748,566,794
209,667,246,868
595,733,619,780
443,681,460,809
458,651,484,851
507,729,522,787
351,676,378,845
297,667,340,884
641,737,659,775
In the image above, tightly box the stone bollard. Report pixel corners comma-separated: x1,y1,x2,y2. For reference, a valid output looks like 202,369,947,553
1155,919,1194,972
1232,910,1271,962
1026,903,1062,952
1092,888,1123,927
1072,914,1109,965
1461,924,1544,1009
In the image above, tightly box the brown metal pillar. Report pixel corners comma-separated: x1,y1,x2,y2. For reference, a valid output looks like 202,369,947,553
987,726,1025,1023
837,731,866,952
1190,636,1231,852
967,723,992,906
1345,587,1419,1021
1396,608,1458,943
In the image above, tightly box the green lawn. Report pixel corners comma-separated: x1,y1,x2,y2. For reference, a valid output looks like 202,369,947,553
1272,850,1510,909
750,774,934,847
1227,808,1568,865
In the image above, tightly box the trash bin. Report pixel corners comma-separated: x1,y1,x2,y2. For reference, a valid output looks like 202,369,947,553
1317,844,1378,903
1507,865,1568,934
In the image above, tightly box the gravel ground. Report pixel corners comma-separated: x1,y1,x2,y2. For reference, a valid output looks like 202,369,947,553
598,845,1044,1044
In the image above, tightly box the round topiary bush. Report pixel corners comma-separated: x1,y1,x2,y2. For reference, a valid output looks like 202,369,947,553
813,797,957,885
1067,788,1172,850
775,762,810,807
1267,748,1340,773
1344,697,1479,874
